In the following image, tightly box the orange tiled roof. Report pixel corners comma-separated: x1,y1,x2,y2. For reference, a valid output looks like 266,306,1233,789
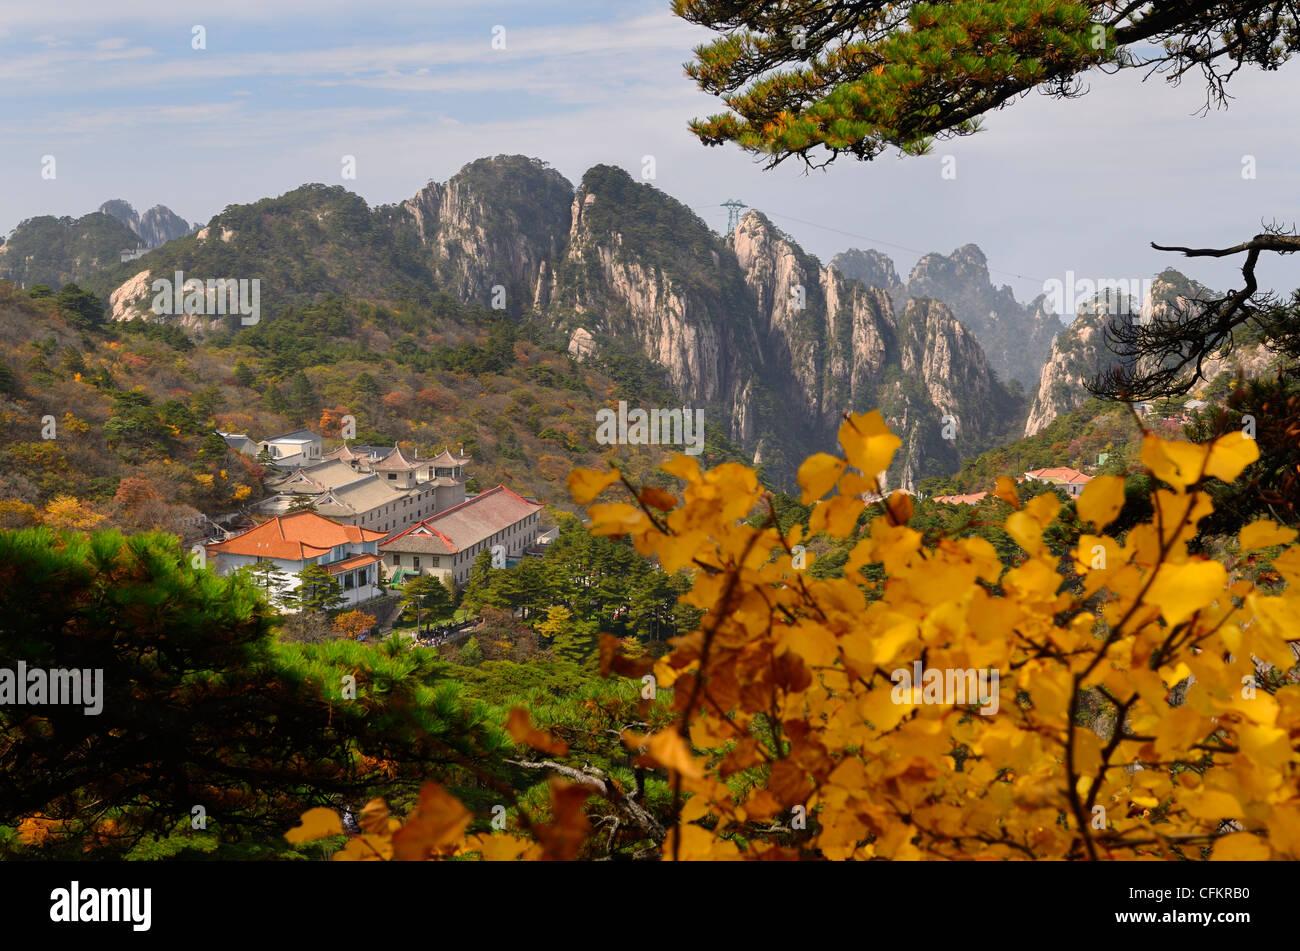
206,510,386,560
324,552,382,574
1024,467,1092,484
933,492,988,505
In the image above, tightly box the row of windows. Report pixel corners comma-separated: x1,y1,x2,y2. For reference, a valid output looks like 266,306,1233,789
386,517,538,576
390,553,440,569
340,567,374,590
360,488,438,534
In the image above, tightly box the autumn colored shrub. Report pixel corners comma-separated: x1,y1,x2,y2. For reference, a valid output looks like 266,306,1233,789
291,413,1300,860
333,610,377,640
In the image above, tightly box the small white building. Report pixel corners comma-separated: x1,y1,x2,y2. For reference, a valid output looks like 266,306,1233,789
1022,466,1093,499
205,510,387,611
258,429,324,468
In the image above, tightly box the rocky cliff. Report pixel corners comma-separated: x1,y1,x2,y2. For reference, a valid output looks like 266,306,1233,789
827,248,904,299
82,155,1024,488
402,155,572,311
903,244,1059,392
539,168,1021,486
1019,269,1277,436
1023,305,1133,437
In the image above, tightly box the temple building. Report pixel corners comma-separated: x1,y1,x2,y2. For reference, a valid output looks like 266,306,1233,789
253,444,472,536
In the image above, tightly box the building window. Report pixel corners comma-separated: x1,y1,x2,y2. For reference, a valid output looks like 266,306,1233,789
431,556,440,567
393,554,401,566
413,556,421,569
343,573,354,590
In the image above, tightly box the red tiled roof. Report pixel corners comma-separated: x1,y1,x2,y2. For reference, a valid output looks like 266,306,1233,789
206,510,387,560
324,553,382,574
381,485,541,555
1024,467,1092,484
933,492,988,505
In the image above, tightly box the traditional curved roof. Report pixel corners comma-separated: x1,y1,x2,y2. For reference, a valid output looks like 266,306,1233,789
268,460,366,492
322,443,369,462
372,445,424,471
206,510,386,560
428,449,471,467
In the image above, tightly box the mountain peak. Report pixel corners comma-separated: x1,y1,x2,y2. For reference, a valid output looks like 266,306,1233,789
828,247,903,294
99,199,193,249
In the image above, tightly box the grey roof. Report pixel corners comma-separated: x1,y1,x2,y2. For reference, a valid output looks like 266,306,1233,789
428,449,471,467
218,432,257,453
265,429,321,443
382,485,540,556
313,475,428,517
382,532,454,555
293,459,370,490
372,446,424,471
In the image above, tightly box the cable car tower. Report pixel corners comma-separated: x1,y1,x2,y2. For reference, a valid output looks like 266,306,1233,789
721,199,747,234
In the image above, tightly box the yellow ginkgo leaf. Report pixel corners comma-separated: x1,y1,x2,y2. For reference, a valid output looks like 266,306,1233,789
993,476,1020,509
837,411,900,488
1185,790,1244,821
284,807,344,844
661,453,701,483
642,729,705,779
1004,510,1043,556
1239,519,1298,551
1211,832,1270,861
1145,560,1227,627
1141,435,1209,490
567,467,621,504
1076,474,1125,529
586,502,650,537
1204,431,1260,483
797,453,847,504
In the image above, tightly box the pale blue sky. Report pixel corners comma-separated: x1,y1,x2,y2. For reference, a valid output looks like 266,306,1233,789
3,0,1298,303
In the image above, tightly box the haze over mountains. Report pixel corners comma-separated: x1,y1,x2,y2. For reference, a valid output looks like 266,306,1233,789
5,154,1264,489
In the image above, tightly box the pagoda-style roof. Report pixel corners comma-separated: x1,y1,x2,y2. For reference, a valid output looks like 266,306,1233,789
321,443,369,462
372,445,424,471
428,449,471,467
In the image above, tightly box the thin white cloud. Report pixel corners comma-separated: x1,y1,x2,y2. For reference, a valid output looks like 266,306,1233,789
0,0,527,31
0,14,706,95
2,2,1297,302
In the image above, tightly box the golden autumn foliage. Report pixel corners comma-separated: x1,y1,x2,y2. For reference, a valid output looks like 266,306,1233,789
332,610,377,640
40,495,106,532
290,413,1300,860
